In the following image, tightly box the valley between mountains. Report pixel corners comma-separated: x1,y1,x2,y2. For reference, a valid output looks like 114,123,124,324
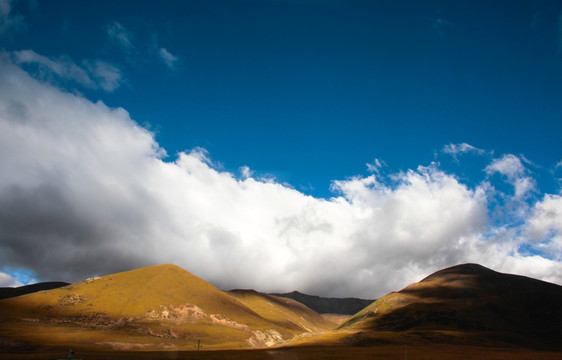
0,263,561,359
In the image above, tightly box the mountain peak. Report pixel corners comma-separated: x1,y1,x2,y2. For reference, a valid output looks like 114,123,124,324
340,263,562,347
420,263,494,282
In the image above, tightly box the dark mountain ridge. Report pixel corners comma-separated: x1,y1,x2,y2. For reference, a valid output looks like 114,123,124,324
340,263,562,347
271,290,374,315
0,282,69,300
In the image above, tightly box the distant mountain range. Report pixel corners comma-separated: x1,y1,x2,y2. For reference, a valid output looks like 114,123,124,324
0,281,371,315
271,291,374,315
1,263,561,355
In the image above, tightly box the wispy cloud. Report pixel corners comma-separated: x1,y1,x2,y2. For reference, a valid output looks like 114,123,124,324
12,50,123,92
431,15,454,37
443,143,485,161
0,0,26,37
106,21,134,53
106,20,181,71
366,158,386,175
158,47,179,70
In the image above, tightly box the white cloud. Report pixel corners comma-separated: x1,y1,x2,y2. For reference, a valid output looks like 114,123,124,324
239,166,253,179
159,48,179,70
485,154,536,199
0,56,561,298
12,50,123,92
486,154,525,178
0,272,22,287
366,158,386,175
443,142,485,161
523,194,562,260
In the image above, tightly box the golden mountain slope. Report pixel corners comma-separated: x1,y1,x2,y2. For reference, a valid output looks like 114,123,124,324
229,290,336,333
0,264,335,351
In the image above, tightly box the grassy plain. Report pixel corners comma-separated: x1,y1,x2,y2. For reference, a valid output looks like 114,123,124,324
1,343,561,360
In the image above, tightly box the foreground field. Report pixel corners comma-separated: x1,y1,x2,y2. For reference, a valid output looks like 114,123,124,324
1,344,561,360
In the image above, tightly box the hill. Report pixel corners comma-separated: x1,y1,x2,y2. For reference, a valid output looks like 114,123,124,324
270,290,374,315
229,290,335,335
338,263,562,347
2,262,561,356
0,264,335,351
0,282,69,300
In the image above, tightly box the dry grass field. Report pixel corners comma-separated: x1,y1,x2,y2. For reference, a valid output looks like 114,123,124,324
1,343,561,360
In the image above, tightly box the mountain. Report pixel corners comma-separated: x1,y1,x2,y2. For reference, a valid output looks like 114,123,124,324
270,291,374,315
229,290,335,335
339,263,562,347
0,282,69,299
0,264,336,351
2,262,561,356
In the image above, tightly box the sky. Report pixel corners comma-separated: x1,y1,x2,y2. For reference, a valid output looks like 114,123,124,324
0,0,561,298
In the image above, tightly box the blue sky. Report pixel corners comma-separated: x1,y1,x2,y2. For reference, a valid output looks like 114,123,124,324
0,0,561,297
7,0,562,196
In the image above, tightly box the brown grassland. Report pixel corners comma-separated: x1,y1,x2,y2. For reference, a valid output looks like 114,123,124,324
1,340,561,360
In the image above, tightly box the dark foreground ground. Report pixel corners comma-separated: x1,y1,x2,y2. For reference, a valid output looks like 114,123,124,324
2,344,561,360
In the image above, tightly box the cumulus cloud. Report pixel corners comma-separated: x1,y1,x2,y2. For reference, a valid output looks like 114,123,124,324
523,194,562,260
1,56,561,298
12,50,123,92
443,142,485,161
486,154,526,178
158,48,179,70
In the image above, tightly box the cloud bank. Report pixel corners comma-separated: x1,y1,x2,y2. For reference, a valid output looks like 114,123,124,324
0,57,561,297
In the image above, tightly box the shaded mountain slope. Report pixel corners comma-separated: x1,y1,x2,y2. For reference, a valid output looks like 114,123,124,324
0,282,69,300
339,263,562,346
229,290,336,332
0,264,335,351
271,291,374,315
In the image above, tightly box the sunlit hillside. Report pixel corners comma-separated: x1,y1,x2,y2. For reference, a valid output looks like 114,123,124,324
0,264,336,351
